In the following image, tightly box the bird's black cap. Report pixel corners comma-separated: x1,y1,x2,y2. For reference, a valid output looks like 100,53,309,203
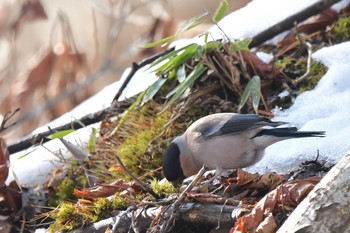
163,142,185,184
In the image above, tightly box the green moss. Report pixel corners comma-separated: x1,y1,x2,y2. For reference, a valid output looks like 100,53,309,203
92,198,114,220
50,194,134,232
50,203,84,232
47,166,89,207
298,61,327,93
275,57,293,71
112,194,132,209
112,108,171,179
151,179,177,197
329,15,350,43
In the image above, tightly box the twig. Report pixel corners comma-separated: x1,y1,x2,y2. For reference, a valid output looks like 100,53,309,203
159,165,208,232
216,200,228,230
0,108,20,132
175,165,208,205
292,41,313,85
114,154,160,199
7,99,133,154
250,0,341,48
111,47,175,103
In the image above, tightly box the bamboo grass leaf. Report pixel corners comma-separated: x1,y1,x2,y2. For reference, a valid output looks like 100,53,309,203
251,76,261,113
147,45,191,71
238,76,261,113
176,65,186,83
141,78,167,105
213,0,228,23
164,64,207,110
143,12,208,48
154,44,199,74
178,12,208,33
49,129,75,139
230,38,252,51
142,35,178,48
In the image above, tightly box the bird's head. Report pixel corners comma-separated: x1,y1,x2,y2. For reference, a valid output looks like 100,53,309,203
162,139,186,186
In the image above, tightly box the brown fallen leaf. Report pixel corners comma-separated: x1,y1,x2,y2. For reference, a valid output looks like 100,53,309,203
256,212,277,233
0,181,22,218
74,179,143,199
277,8,337,50
235,169,260,186
241,51,275,78
231,176,321,233
297,8,338,35
0,138,9,185
186,193,239,206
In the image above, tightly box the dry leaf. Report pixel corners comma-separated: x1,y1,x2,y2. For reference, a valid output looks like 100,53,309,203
231,177,321,233
241,51,275,78
74,179,142,198
235,168,260,186
0,138,9,185
297,8,338,35
186,193,239,205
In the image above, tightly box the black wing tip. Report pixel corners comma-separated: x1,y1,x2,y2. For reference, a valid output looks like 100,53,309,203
304,131,326,137
252,128,326,138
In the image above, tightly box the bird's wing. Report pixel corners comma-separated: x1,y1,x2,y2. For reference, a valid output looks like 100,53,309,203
203,114,285,138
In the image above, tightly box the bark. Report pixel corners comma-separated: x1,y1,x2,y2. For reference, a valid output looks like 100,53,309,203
278,153,350,233
72,202,236,233
250,0,341,47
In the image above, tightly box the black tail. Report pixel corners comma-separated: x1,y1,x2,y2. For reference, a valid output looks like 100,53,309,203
252,127,325,138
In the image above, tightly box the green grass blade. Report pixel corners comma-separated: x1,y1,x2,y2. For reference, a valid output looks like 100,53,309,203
142,35,177,48
141,78,167,105
238,75,261,113
148,44,194,71
154,44,199,74
251,76,261,113
143,12,208,48
213,0,228,23
49,129,75,139
238,79,253,112
230,38,253,51
164,64,207,110
177,12,208,33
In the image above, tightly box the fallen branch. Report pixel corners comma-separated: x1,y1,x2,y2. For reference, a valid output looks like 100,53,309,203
7,98,134,154
111,47,175,103
250,0,341,47
71,202,237,233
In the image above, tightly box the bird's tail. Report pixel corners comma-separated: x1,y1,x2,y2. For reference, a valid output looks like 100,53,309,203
252,127,325,138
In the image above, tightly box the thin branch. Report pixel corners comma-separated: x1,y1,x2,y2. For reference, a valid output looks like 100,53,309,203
114,154,160,199
293,42,313,85
111,47,175,103
7,99,133,154
158,165,208,233
0,108,20,133
250,0,341,48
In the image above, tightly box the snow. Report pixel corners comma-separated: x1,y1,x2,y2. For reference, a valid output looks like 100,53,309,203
250,41,350,173
173,0,350,47
6,0,350,187
7,66,157,186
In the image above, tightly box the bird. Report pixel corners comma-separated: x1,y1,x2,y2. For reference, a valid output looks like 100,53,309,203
162,113,325,185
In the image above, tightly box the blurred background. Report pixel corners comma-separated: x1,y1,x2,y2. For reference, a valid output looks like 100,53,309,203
0,0,250,142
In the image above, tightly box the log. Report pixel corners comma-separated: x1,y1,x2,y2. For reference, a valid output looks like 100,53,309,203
72,202,236,233
278,153,350,233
